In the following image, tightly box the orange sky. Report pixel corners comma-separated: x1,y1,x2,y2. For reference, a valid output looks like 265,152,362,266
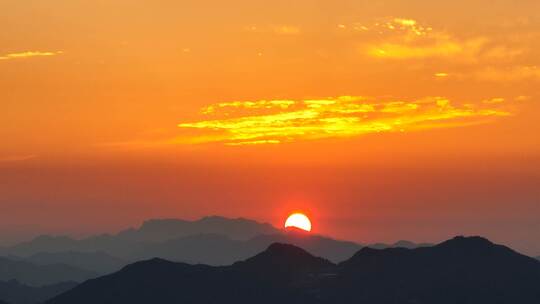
1,0,539,254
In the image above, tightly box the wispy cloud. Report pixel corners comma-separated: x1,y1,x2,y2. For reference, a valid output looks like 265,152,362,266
340,18,523,62
177,96,513,146
357,18,486,60
0,51,62,61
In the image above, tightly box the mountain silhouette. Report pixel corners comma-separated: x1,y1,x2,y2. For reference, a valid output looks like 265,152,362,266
331,236,540,303
46,244,331,304
46,236,540,304
0,280,77,304
248,228,362,263
0,257,97,286
232,243,334,283
117,216,280,242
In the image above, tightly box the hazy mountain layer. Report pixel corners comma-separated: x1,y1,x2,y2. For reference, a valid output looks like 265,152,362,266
1,216,278,258
1,217,431,268
0,257,97,286
1,235,140,258
130,229,362,264
23,251,126,274
0,280,77,304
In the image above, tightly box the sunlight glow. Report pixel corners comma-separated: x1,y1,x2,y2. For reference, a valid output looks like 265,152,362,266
285,213,312,232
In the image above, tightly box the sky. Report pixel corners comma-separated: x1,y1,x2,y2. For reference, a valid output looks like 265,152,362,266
1,0,539,254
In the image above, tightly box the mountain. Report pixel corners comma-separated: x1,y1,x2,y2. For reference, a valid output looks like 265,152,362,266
0,257,97,286
1,216,279,258
232,243,334,282
47,236,540,304
117,216,280,242
46,244,333,304
0,280,77,304
2,216,435,269
23,251,126,274
130,229,362,264
331,236,540,303
248,228,362,263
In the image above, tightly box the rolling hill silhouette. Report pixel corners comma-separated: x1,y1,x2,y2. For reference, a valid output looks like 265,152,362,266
0,280,76,304
46,236,540,304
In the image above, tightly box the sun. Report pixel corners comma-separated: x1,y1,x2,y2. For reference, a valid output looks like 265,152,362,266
284,213,312,232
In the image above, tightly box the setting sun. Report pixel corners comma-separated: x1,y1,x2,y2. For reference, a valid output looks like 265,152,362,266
284,213,312,232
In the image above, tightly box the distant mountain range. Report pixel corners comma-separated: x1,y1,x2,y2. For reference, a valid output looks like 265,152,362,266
46,236,540,304
0,216,432,287
0,216,429,261
0,217,281,258
117,216,281,242
0,280,76,304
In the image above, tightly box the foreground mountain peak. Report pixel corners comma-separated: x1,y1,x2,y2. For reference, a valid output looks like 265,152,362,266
239,242,334,268
439,235,493,246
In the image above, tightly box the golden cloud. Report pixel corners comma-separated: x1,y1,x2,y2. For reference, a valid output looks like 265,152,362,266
177,96,512,146
359,18,486,60
0,51,62,61
350,18,524,62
